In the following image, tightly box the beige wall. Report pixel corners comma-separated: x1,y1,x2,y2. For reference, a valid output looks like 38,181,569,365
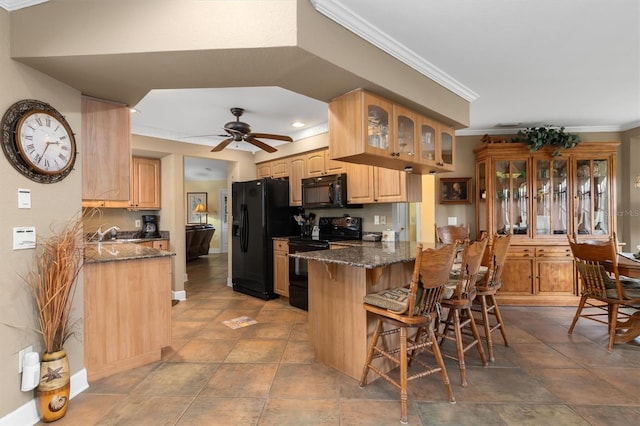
185,180,228,251
0,8,84,418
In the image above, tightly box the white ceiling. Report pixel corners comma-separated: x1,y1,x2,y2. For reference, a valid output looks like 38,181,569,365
3,0,639,165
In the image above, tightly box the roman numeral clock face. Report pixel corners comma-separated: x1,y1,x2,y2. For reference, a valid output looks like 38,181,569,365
1,99,76,183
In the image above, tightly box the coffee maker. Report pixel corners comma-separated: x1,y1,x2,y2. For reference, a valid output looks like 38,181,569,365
141,215,160,238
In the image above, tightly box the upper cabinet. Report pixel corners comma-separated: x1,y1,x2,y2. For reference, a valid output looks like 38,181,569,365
329,89,456,174
305,149,346,178
131,157,161,209
82,97,131,201
346,163,421,204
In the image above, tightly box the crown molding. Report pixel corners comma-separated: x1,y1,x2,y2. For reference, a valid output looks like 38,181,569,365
455,124,634,137
311,0,479,102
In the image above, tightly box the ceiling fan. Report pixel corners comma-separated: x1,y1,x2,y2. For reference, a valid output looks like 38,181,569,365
211,107,293,153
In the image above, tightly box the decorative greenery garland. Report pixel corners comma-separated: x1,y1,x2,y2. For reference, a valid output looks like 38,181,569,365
512,125,580,156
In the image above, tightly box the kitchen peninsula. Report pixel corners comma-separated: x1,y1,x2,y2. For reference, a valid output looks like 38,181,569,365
83,242,174,381
289,242,428,380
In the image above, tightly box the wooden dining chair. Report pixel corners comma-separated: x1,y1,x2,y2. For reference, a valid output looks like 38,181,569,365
437,237,489,386
567,232,640,351
435,224,470,244
359,243,458,424
472,233,512,361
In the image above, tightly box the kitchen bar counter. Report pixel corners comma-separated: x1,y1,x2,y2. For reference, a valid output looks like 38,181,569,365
297,241,434,381
289,241,422,268
84,241,174,264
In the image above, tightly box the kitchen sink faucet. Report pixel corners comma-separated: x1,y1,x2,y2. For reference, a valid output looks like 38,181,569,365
96,226,120,241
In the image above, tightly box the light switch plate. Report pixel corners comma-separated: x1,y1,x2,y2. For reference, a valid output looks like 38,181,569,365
18,188,31,209
447,217,457,225
13,227,36,250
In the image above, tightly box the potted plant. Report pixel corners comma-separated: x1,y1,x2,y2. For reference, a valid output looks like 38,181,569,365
23,217,84,423
512,125,580,156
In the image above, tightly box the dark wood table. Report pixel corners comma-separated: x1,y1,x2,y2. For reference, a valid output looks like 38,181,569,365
604,254,640,344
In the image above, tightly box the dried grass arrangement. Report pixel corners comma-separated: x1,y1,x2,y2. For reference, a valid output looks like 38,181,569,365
23,217,84,353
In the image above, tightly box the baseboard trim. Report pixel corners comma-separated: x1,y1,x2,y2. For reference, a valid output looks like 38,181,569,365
172,290,186,301
227,277,233,287
0,368,89,426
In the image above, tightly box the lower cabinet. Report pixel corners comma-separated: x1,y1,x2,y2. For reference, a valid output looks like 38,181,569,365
499,245,576,304
273,239,289,297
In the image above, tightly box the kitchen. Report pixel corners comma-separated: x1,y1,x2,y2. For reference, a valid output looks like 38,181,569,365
1,1,638,424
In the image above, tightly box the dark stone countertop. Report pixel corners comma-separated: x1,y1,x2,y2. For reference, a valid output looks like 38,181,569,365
288,241,438,269
84,242,174,264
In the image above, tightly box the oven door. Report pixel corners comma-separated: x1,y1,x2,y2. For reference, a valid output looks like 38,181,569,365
288,239,329,310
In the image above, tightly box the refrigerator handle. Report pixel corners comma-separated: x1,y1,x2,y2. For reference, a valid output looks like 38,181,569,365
241,204,249,253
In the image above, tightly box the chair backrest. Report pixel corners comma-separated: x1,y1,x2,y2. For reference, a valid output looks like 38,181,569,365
435,224,469,244
450,236,489,302
479,233,512,289
405,243,458,318
567,232,624,299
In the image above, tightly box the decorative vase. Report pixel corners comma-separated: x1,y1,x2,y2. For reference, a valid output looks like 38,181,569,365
37,349,70,423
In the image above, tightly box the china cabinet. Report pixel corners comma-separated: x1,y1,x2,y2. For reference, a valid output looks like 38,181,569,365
475,142,618,305
329,89,456,174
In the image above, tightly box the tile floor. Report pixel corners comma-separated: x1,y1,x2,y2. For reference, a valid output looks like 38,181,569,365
50,254,640,425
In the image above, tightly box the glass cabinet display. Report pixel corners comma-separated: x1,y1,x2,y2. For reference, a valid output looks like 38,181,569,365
394,106,417,161
494,160,528,236
533,158,569,237
367,101,390,151
476,161,488,235
574,159,609,236
440,127,455,170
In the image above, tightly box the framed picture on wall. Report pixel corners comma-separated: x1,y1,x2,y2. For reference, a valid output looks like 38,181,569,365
440,177,472,204
187,192,208,224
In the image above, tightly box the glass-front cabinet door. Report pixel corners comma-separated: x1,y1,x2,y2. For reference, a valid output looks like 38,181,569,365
476,161,488,236
365,92,393,156
574,158,609,236
494,160,529,236
533,158,569,237
419,116,437,165
393,105,418,161
440,126,455,171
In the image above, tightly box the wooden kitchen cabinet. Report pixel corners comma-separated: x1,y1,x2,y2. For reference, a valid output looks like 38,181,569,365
288,155,305,206
329,89,455,174
273,239,289,297
137,239,169,251
346,163,421,204
84,256,171,381
130,157,161,209
256,162,272,178
476,141,618,305
82,96,131,202
305,149,347,178
256,158,288,179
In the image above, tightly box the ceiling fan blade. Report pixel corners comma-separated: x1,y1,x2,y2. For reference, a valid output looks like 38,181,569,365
247,138,278,153
249,133,293,142
211,138,233,152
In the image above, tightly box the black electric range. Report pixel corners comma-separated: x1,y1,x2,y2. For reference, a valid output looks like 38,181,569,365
288,216,362,310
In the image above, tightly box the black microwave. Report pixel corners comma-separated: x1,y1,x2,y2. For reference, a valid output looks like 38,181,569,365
301,173,349,209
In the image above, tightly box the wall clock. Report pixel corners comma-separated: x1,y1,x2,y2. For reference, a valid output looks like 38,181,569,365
1,99,77,183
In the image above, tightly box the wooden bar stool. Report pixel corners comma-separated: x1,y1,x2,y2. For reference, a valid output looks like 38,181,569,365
471,233,512,362
359,243,458,424
437,237,489,387
435,224,469,244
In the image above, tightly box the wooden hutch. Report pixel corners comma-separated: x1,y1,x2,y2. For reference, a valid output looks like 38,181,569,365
475,141,619,305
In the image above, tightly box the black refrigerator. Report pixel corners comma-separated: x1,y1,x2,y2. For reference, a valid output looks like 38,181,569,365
232,178,298,300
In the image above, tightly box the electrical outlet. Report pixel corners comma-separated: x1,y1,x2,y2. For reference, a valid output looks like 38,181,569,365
135,219,141,228
380,215,386,225
18,346,32,373
374,215,380,225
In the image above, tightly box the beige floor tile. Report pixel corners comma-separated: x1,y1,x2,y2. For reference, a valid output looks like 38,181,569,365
200,362,278,398
495,403,590,425
95,395,193,426
168,338,237,363
259,398,339,425
341,399,422,425
224,338,286,363
132,362,219,397
270,363,341,399
177,397,266,425
281,340,316,364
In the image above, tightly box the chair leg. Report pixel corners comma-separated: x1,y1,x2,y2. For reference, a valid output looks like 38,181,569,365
359,318,382,387
429,326,456,403
399,326,408,425
568,295,588,334
490,294,509,348
451,309,468,387
466,307,488,367
607,303,619,352
478,294,494,361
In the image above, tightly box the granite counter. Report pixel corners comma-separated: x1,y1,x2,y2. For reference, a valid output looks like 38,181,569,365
84,242,174,264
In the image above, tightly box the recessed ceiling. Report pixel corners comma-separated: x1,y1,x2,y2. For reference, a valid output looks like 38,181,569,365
184,157,227,182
